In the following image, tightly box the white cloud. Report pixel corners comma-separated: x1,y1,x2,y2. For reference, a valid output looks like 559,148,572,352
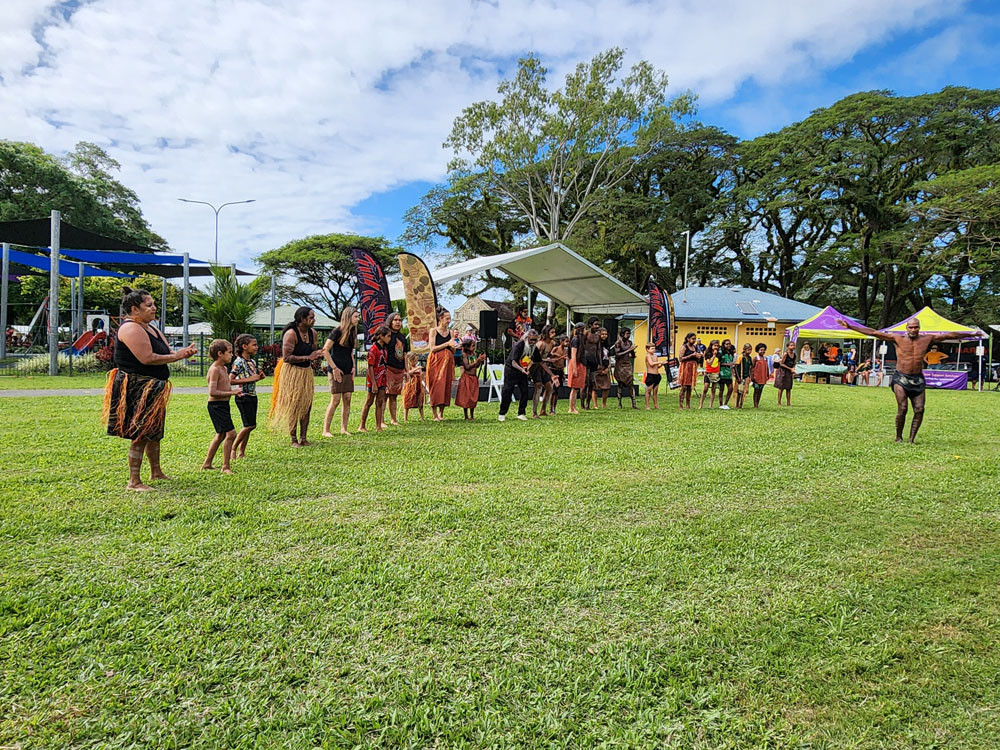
0,0,966,270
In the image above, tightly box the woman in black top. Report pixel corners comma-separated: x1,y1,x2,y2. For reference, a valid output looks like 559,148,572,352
321,307,360,436
104,287,197,491
270,307,323,446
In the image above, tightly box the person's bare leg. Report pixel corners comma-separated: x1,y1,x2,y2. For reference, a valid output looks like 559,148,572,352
908,391,925,444
322,393,341,437
893,385,908,442
221,430,235,474
569,388,578,414
375,391,387,431
418,404,425,421
203,433,224,469
298,411,312,446
699,383,708,409
340,393,352,434
359,392,375,432
388,394,399,425
146,440,169,480
753,387,761,408
233,426,253,457
128,439,153,490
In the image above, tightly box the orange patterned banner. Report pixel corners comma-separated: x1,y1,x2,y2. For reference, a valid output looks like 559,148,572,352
397,253,438,351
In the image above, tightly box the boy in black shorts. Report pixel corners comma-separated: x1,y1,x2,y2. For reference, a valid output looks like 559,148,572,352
203,339,241,474
230,334,265,458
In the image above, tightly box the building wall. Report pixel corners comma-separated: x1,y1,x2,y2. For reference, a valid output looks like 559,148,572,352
453,297,490,333
632,319,793,361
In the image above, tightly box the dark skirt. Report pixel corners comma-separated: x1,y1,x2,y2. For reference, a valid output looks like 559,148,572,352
774,367,794,391
104,369,171,441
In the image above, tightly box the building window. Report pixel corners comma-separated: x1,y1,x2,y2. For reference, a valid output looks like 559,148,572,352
744,326,779,337
695,325,729,336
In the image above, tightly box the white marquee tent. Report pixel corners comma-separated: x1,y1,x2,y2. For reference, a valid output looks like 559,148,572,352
387,243,647,323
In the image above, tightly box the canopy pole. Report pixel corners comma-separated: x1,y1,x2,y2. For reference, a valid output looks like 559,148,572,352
978,337,983,392
0,243,8,359
160,278,167,332
269,275,276,344
182,253,190,347
565,308,572,337
70,278,77,342
77,262,85,339
48,210,61,376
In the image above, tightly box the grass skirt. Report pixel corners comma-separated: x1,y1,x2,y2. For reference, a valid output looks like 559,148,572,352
268,359,315,432
103,368,172,441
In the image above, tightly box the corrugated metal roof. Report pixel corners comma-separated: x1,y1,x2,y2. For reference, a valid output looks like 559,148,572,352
671,287,821,323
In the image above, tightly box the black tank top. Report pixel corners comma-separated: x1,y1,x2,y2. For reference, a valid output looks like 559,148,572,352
435,330,451,346
114,321,171,380
289,327,315,368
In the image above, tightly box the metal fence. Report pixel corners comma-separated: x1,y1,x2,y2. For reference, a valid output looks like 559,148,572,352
1,319,366,380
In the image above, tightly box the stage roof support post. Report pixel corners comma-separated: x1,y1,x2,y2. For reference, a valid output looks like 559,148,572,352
1,243,10,359
161,278,167,332
48,210,61,376
182,253,190,347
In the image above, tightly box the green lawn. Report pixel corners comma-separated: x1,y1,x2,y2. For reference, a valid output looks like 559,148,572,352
2,385,998,748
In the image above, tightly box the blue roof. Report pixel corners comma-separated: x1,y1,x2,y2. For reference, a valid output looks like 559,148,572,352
671,286,821,323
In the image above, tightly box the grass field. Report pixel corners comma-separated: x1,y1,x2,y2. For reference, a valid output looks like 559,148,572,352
2,384,999,748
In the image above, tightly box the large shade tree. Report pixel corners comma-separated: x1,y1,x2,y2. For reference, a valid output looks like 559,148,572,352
256,233,400,321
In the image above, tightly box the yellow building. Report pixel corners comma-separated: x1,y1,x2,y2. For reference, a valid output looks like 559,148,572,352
630,286,822,359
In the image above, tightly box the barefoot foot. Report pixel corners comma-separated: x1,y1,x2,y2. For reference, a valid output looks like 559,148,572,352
127,482,155,491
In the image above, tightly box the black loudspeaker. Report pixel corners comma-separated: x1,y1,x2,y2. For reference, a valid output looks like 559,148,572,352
479,309,499,339
603,318,619,341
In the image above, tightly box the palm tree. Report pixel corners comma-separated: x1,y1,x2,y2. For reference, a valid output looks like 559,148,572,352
191,267,269,344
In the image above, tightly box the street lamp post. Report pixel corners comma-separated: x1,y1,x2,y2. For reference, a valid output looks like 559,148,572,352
681,230,691,303
177,198,255,265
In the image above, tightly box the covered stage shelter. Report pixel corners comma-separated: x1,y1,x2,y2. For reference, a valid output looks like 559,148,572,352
387,242,648,329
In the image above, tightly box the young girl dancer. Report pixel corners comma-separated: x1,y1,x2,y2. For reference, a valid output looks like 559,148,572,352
455,337,485,420
677,332,701,410
401,351,427,422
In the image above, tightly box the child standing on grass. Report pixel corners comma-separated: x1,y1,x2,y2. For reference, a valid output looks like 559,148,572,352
203,339,241,474
455,336,485,420
230,334,265,458
733,343,753,409
401,351,427,422
751,342,770,409
359,325,391,433
644,342,662,410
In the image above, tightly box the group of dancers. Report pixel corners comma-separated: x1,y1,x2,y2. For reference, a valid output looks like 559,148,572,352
103,287,951,490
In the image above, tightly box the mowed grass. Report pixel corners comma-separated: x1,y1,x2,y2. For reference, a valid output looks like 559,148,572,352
1,384,999,748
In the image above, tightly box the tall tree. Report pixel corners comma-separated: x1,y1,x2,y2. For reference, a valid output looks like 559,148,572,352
0,140,163,249
256,233,400,320
445,48,692,244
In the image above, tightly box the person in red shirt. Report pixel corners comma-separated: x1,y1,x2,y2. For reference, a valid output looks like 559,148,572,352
359,325,391,433
750,342,770,409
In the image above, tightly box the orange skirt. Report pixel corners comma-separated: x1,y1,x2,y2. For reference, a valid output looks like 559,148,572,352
427,350,454,407
402,374,424,409
568,360,586,389
455,372,479,408
678,360,698,387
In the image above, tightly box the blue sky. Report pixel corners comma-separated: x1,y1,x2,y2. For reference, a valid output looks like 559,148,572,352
1,0,998,273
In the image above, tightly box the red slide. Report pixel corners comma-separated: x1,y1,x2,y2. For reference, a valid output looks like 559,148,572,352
72,330,105,354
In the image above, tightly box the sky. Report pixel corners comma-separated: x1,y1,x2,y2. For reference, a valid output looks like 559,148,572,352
1,0,998,277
